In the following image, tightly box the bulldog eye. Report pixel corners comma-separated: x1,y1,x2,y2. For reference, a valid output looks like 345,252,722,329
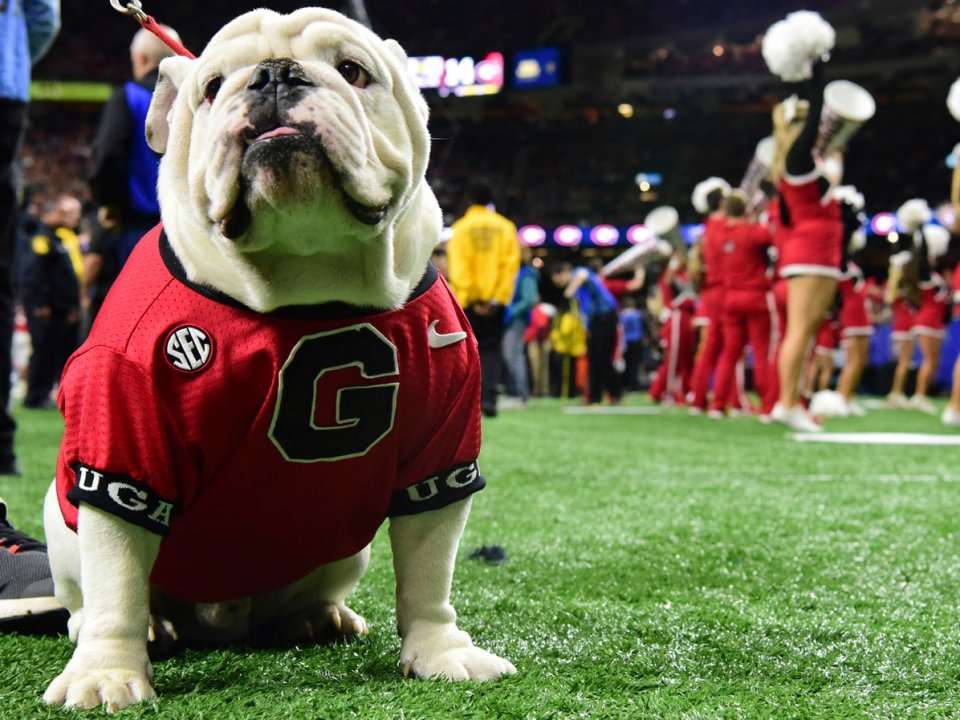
336,60,372,89
204,76,224,104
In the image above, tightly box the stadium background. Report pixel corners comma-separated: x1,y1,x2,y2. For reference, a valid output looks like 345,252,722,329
4,2,960,718
21,0,960,386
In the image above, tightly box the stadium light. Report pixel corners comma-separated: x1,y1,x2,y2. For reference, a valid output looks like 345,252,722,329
518,225,547,247
590,225,620,246
626,225,655,245
618,103,634,119
554,225,583,247
871,212,897,236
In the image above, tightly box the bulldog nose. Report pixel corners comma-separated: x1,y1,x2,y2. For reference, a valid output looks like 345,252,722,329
247,58,314,91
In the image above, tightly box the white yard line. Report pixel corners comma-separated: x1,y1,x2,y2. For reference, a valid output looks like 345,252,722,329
792,432,960,446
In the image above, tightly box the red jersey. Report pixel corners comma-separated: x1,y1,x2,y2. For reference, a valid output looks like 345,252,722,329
56,226,484,602
720,221,773,292
700,215,727,291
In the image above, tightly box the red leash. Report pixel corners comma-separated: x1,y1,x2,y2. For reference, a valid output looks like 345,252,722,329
110,0,196,59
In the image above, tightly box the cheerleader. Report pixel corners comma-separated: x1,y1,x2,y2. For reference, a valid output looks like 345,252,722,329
761,11,872,431
810,187,872,417
808,315,839,395
769,64,844,432
689,177,731,412
944,257,960,427
910,224,952,413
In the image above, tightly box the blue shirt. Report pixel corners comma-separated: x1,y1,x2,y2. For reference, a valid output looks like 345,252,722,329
0,0,60,102
124,81,162,217
574,268,617,326
620,309,644,343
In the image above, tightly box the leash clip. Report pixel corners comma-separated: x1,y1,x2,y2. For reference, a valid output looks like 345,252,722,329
109,0,147,23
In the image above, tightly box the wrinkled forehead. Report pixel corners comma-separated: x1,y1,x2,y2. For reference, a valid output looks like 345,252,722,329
201,9,394,79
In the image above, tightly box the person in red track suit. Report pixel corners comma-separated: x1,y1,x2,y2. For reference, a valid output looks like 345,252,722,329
649,260,697,405
689,183,728,412
709,192,774,414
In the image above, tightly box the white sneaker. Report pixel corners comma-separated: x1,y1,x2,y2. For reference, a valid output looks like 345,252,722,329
884,392,910,409
707,409,725,420
941,406,960,427
809,390,850,418
771,403,823,433
688,406,704,416
758,414,773,425
846,400,866,417
909,395,936,415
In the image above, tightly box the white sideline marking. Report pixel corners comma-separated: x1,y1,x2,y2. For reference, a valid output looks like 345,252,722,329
793,432,960,446
563,406,662,415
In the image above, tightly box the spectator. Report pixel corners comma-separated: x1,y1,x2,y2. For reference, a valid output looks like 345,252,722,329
525,303,556,398
21,193,80,409
430,243,448,279
551,262,623,405
620,296,645,391
0,0,60,472
502,247,540,405
447,184,520,417
89,24,181,273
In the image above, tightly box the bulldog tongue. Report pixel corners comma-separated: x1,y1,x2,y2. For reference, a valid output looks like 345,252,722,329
254,126,301,142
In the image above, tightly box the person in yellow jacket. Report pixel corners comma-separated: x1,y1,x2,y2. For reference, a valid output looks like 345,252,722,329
447,184,520,417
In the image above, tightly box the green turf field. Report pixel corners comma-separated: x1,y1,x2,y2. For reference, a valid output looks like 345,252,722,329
1,399,959,719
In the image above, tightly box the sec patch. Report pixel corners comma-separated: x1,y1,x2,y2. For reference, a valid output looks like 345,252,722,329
165,325,213,372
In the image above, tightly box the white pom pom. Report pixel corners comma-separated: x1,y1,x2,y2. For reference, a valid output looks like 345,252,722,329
691,177,731,215
850,228,867,251
763,11,835,82
832,185,864,211
897,199,932,233
922,224,951,258
948,78,960,122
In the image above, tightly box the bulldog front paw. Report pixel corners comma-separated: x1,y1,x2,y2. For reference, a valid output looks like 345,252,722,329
401,626,516,682
263,602,368,647
43,644,155,712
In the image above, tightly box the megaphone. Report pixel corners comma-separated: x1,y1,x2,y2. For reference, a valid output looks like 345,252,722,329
814,80,875,156
601,231,673,278
740,136,775,211
644,205,682,248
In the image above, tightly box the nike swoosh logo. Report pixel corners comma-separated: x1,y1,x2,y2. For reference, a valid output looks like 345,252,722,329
428,320,468,349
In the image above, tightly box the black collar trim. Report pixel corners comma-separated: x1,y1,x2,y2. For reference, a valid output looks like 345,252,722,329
159,230,437,320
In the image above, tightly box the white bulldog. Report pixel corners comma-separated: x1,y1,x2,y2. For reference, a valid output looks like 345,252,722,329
41,8,514,713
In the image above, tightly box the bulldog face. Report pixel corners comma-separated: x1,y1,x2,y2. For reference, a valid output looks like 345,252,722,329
147,9,441,311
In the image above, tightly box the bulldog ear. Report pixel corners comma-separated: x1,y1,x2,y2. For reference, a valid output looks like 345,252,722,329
383,39,430,123
146,55,194,154
383,39,408,66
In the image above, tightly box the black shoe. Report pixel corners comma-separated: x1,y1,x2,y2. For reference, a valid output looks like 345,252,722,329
469,545,508,565
0,458,21,477
0,502,67,634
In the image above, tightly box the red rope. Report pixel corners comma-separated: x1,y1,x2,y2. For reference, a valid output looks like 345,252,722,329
140,14,196,59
